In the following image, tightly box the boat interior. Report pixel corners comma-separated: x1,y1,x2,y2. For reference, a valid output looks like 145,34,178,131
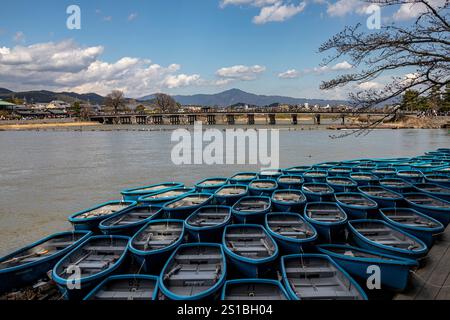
382,208,441,228
327,178,355,185
303,184,333,193
415,184,449,194
165,195,210,209
359,187,400,199
278,176,303,183
231,174,257,180
77,203,129,219
324,246,395,261
267,214,315,240
223,282,288,300
162,245,224,297
405,194,450,208
249,181,277,189
198,179,227,187
103,207,161,227
284,256,364,300
306,204,346,223
353,221,424,250
138,184,174,192
216,185,247,196
132,221,183,251
0,233,86,270
273,191,305,203
225,226,275,259
336,195,377,207
55,237,128,279
187,207,230,228
146,189,189,200
88,277,157,300
234,199,270,212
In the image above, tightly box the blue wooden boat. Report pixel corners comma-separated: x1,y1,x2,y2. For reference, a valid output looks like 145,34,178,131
353,163,377,172
316,244,418,291
327,166,353,177
424,174,450,187
379,208,444,247
221,279,290,300
99,205,163,236
347,219,428,259
271,189,307,212
195,177,228,194
185,205,231,242
302,183,334,202
258,169,282,180
162,193,213,219
281,254,367,300
396,170,424,183
282,165,312,176
334,192,378,219
83,274,159,300
52,235,130,300
248,179,278,196
121,182,184,201
304,202,347,243
159,243,226,300
214,184,248,205
403,193,450,226
326,176,358,192
231,196,271,224
372,167,397,178
68,200,136,232
433,167,450,176
0,231,92,293
265,212,317,254
277,175,304,189
138,187,195,206
379,178,413,193
303,170,328,183
414,183,450,201
313,162,340,170
129,219,185,273
349,172,379,186
357,186,403,208
411,162,447,173
229,172,257,185
223,224,278,278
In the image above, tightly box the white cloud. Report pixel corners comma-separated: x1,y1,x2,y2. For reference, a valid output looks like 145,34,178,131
278,69,300,79
393,0,445,21
103,16,113,22
128,13,138,21
326,0,367,17
0,40,205,98
253,1,306,24
216,64,266,80
13,31,25,43
309,60,353,73
358,81,383,90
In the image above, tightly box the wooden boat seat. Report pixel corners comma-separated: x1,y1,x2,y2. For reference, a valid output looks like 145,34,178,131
175,254,222,261
357,228,390,234
77,261,109,269
47,241,74,247
226,233,265,239
269,221,303,226
285,266,336,276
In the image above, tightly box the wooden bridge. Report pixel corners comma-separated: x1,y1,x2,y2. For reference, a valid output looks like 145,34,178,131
89,110,405,126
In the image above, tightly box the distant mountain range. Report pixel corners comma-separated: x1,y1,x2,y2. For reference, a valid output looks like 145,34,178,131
0,88,105,104
140,88,347,106
0,87,348,107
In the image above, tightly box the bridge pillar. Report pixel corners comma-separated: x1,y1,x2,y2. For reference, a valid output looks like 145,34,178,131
207,115,216,125
291,114,298,125
247,114,255,125
170,115,180,125
136,116,147,124
314,114,321,125
341,115,345,125
152,115,163,125
269,114,276,125
187,115,197,125
226,114,235,125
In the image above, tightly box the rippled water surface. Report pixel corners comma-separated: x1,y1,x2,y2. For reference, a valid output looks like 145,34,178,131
0,129,448,254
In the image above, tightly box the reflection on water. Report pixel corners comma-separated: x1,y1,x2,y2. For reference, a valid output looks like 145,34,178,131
0,129,448,254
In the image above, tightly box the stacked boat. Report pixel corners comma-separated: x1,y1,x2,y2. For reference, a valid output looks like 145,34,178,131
1,149,450,300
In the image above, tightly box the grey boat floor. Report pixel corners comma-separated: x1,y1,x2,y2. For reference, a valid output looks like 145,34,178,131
267,214,315,240
88,278,157,300
132,221,183,251
162,245,223,297
395,223,450,300
223,282,288,300
284,257,364,300
225,226,276,259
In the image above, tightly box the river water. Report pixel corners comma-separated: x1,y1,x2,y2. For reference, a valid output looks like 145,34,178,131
0,128,448,254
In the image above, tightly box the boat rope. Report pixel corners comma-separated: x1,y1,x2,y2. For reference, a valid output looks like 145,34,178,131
409,270,450,289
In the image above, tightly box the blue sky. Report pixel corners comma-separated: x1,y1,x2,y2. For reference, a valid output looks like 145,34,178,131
0,0,422,98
